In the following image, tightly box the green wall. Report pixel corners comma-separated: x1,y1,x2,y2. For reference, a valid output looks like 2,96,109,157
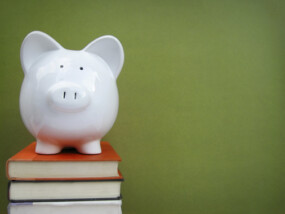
1,0,285,213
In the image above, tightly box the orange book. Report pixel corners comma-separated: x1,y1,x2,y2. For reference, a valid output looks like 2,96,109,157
6,142,122,181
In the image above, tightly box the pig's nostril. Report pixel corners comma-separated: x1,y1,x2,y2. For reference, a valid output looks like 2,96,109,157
49,85,89,112
62,91,79,100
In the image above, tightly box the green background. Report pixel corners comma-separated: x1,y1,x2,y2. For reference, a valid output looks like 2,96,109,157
0,0,285,213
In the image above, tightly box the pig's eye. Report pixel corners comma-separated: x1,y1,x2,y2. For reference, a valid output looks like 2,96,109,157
80,67,84,70
60,65,64,68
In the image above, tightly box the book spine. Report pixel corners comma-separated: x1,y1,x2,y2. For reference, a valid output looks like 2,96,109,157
7,181,11,201
6,160,11,180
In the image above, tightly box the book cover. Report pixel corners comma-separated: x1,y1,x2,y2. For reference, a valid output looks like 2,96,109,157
8,200,122,214
8,175,124,202
6,141,121,180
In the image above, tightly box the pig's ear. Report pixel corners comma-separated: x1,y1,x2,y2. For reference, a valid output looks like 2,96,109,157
83,36,124,79
20,31,62,74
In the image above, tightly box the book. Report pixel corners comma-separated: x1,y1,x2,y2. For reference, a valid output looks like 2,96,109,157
6,142,121,180
8,175,123,202
8,200,122,214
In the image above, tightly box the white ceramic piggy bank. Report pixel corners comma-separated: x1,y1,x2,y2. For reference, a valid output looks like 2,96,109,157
19,31,124,154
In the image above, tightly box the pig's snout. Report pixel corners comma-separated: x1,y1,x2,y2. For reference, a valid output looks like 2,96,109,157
47,83,90,112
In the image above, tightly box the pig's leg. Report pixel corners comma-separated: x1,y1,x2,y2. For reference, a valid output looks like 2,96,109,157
36,140,62,154
76,140,101,154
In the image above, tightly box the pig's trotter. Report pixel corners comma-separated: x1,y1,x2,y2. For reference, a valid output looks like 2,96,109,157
77,140,102,154
36,140,62,154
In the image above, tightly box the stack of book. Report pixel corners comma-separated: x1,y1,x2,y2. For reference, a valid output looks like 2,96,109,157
6,142,123,214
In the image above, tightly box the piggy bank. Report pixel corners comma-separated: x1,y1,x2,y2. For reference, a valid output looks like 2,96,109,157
19,31,124,154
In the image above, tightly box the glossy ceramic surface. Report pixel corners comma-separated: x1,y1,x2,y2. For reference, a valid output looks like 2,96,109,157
19,31,124,154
